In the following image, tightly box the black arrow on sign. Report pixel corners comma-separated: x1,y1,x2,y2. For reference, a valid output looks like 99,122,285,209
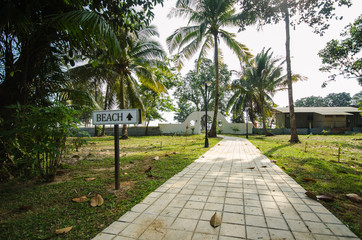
127,113,133,121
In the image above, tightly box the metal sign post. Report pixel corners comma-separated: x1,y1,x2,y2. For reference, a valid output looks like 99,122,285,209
92,109,142,190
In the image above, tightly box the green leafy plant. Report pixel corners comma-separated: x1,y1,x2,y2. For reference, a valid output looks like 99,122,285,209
1,104,88,181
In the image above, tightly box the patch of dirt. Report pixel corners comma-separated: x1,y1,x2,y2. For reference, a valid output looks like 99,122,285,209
106,181,136,199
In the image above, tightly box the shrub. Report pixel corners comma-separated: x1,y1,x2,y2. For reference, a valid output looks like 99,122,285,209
1,104,89,181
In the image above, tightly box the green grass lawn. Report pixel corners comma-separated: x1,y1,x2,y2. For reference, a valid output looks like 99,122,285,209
246,133,362,238
0,135,221,240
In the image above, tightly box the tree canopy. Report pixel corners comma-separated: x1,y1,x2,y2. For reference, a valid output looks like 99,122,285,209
295,92,356,107
319,15,362,87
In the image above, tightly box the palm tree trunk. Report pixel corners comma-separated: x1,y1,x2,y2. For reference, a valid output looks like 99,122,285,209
101,84,110,136
119,76,128,139
209,32,219,138
94,80,98,137
283,0,300,143
261,101,273,136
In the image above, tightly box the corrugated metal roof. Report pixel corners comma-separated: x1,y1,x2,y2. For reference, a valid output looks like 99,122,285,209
274,107,361,115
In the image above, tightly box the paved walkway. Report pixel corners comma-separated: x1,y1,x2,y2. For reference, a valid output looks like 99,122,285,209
93,136,359,240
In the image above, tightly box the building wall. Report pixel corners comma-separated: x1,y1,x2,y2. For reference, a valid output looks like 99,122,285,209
314,115,346,128
159,111,253,135
276,113,285,128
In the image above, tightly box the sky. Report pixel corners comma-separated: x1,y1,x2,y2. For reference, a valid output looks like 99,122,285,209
150,0,361,122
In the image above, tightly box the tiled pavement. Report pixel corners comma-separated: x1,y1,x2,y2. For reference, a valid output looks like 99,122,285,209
93,136,359,240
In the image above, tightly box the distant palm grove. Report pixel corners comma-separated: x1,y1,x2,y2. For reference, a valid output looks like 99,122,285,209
0,0,359,181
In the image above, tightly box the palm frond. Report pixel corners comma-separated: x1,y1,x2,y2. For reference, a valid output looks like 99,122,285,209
51,10,121,57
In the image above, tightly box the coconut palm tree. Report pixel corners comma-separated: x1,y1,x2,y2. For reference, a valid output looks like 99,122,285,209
67,26,169,139
167,0,252,137
228,48,304,135
112,26,169,139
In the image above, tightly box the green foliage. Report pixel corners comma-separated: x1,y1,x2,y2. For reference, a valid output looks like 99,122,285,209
227,48,292,135
319,15,362,86
295,92,353,107
324,92,352,107
174,100,196,123
295,96,325,107
0,104,88,181
174,58,232,117
168,0,253,137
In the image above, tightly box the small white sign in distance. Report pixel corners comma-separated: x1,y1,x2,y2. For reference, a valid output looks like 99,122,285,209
92,109,142,125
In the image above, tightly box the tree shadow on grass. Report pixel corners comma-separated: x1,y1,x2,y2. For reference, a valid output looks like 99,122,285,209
264,144,291,156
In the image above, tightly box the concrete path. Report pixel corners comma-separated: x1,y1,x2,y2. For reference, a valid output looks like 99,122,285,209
93,136,359,240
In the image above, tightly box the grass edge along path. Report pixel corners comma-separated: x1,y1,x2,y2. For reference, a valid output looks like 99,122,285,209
246,134,361,238
0,135,222,240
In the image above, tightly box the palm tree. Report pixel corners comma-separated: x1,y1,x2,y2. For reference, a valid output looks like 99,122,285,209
68,26,169,139
167,0,252,137
112,26,169,139
227,48,303,136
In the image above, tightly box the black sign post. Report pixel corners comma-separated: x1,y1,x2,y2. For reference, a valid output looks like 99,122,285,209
114,124,120,189
92,109,141,190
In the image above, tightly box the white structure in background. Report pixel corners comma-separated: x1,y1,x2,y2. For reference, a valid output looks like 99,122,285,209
159,111,253,135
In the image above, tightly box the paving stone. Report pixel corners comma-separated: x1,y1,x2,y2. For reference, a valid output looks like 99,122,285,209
222,212,244,225
269,229,294,239
293,232,315,240
245,215,267,227
112,236,136,240
299,211,320,222
102,221,129,235
138,227,166,240
118,211,141,223
327,223,359,237
160,206,182,217
189,195,208,202
192,233,218,240
286,219,310,232
244,199,261,207
195,220,220,235
220,223,246,238
119,223,148,239
171,218,198,232
265,216,289,230
178,208,202,220
207,196,225,203
244,206,263,216
246,226,270,239
162,229,193,240
224,204,244,214
184,201,205,209
317,214,341,224
305,221,333,235
92,233,116,240
200,210,219,221
312,234,338,240
293,203,312,212
133,213,158,226
263,207,283,218
204,202,224,211
260,201,278,209
153,216,175,228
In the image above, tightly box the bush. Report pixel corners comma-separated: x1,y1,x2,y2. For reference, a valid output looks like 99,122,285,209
0,104,89,182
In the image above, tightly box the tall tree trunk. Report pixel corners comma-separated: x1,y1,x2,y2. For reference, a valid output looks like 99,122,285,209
101,84,110,136
283,1,300,143
119,77,128,139
261,101,273,136
209,32,219,138
94,81,98,137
